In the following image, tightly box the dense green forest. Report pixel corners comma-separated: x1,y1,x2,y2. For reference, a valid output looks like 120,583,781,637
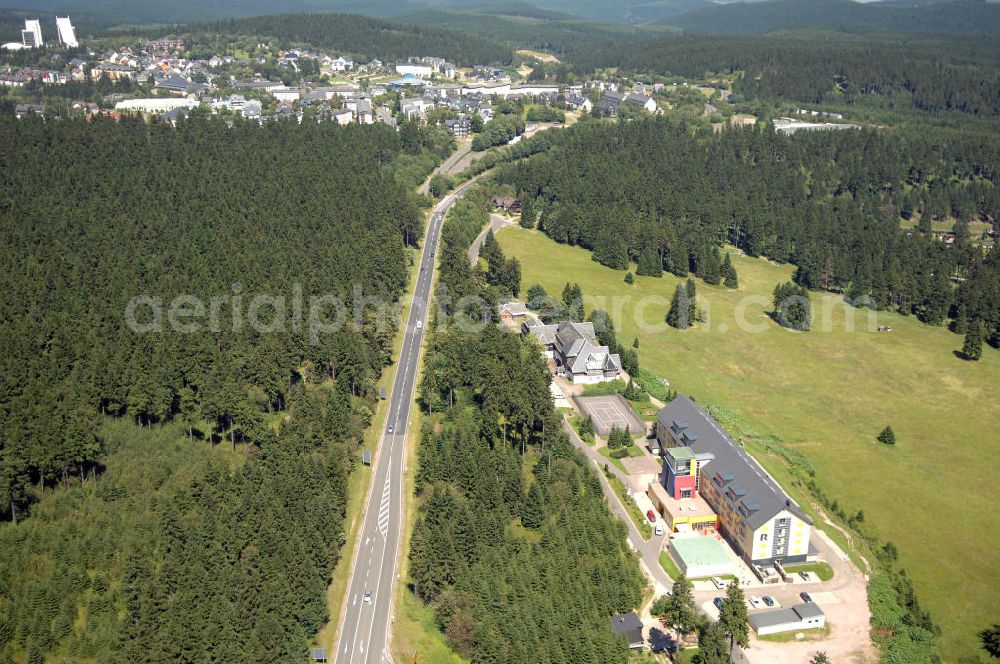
169,13,514,65
408,191,645,662
569,35,1000,118
495,117,1000,343
0,114,435,661
658,0,1000,35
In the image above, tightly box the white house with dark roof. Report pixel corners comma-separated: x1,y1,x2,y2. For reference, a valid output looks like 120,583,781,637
656,396,812,566
524,320,622,383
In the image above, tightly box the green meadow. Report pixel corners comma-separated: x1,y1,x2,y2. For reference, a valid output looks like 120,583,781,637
497,226,1000,661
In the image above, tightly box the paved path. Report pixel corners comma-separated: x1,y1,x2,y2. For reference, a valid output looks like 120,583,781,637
332,177,480,664
467,214,512,266
562,418,673,593
417,139,472,195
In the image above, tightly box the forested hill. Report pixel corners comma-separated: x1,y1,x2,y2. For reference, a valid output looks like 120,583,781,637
567,36,1000,117
659,0,1000,35
175,13,514,65
406,188,645,662
0,115,432,661
495,118,1000,342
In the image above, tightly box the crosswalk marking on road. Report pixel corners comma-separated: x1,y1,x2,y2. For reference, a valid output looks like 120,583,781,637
377,474,391,537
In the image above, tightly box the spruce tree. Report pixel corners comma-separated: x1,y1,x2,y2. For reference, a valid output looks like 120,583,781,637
521,482,544,529
668,240,688,278
666,284,690,330
877,426,896,445
719,581,750,656
519,196,535,229
962,319,983,361
636,244,663,277
703,247,722,285
686,279,698,323
624,271,634,284
722,253,739,289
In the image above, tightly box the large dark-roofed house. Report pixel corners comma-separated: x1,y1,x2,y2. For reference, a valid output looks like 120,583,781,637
656,396,812,566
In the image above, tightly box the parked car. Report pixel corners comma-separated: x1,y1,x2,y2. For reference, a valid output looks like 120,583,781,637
646,510,656,523
713,597,724,610
711,576,727,590
654,523,665,536
762,595,776,607
800,592,813,603
748,595,762,609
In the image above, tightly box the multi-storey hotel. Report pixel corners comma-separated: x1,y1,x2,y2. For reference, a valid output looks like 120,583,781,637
655,396,812,566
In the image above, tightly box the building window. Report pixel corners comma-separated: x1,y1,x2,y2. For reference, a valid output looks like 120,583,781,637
681,489,692,499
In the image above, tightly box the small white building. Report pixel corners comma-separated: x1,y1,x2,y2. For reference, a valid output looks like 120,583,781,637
749,603,826,636
395,62,433,78
271,87,300,103
115,98,200,114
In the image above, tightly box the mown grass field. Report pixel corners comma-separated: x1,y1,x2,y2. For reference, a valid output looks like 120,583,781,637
497,226,1000,661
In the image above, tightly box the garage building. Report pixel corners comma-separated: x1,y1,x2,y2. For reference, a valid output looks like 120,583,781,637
749,603,826,636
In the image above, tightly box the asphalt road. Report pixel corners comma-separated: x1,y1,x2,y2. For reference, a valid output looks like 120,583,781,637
332,178,478,664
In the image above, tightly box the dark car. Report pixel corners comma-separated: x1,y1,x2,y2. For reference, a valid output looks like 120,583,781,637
713,597,724,610
799,592,813,603
762,595,776,607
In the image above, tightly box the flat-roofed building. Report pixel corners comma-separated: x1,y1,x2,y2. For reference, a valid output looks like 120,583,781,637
749,603,826,636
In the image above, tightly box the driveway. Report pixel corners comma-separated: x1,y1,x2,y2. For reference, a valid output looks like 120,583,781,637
563,418,672,593
468,214,513,266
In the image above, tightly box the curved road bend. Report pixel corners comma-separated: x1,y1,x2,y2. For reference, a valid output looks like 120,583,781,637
332,178,479,664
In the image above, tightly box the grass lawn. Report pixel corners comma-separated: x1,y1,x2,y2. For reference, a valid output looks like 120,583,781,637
675,647,700,664
605,470,653,540
497,226,1000,661
757,624,831,643
659,551,681,580
598,443,645,473
784,561,835,582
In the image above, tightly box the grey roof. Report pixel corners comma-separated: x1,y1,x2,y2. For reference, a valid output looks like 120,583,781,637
656,396,811,530
524,319,557,345
157,73,189,91
555,322,621,375
610,611,643,645
749,603,825,630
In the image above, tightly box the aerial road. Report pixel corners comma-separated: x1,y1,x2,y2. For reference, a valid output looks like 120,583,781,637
332,177,479,664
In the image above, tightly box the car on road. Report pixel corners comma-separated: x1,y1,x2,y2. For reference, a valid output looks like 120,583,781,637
387,425,393,434
646,510,656,522
654,523,665,536
416,320,422,329
748,595,762,609
713,597,724,610
363,590,372,604
799,591,813,603
762,595,776,607
711,576,727,590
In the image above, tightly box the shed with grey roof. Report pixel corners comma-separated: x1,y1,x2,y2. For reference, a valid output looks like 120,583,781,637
749,603,826,635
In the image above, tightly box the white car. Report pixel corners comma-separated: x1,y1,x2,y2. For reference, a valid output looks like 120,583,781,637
748,595,762,609
416,320,422,329
363,590,372,604
711,577,727,590
654,523,665,536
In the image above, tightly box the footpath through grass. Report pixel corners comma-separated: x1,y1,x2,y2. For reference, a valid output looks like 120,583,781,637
497,226,1000,661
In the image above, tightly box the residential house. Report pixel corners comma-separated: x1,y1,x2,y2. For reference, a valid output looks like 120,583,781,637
524,321,622,384
655,396,812,566
332,109,353,125
491,196,519,213
498,301,530,326
156,72,190,95
242,100,262,119
14,103,44,118
625,92,658,113
444,115,472,137
566,94,592,112
330,56,353,71
375,106,396,127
